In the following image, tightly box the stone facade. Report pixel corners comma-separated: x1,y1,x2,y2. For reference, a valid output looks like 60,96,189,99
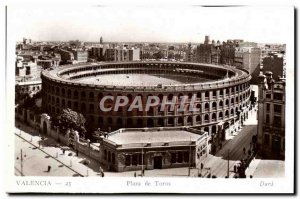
41,61,251,138
257,71,285,158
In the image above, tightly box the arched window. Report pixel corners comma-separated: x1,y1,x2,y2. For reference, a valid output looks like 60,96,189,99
187,116,193,124
89,92,94,99
127,118,133,127
67,89,71,98
212,91,217,98
219,100,223,108
61,88,65,97
219,90,223,96
196,115,201,123
98,93,103,100
81,103,86,112
158,118,164,126
205,103,209,111
225,110,229,117
196,104,201,112
205,91,209,98
219,112,223,119
127,94,133,101
212,102,217,110
147,118,154,127
168,118,174,126
204,114,209,122
212,113,216,121
81,91,86,99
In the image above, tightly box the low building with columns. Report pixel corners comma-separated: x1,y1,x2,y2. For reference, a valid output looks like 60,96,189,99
99,127,208,172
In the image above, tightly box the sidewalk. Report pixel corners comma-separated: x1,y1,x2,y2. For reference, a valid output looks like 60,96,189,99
15,121,103,177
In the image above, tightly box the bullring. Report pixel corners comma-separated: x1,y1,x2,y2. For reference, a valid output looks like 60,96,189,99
41,61,251,138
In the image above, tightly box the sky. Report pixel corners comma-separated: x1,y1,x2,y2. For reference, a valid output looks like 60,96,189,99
8,5,293,44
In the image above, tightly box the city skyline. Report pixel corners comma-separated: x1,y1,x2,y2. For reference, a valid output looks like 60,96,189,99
9,6,293,44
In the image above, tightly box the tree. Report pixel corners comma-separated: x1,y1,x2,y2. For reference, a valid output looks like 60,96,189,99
52,108,87,138
175,53,183,60
153,51,164,60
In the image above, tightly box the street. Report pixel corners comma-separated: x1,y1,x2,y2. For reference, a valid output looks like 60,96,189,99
14,106,258,178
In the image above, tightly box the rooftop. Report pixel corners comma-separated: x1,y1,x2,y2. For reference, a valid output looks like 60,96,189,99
107,128,203,145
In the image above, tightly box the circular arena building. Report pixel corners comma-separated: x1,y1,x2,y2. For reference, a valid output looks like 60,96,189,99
41,61,251,138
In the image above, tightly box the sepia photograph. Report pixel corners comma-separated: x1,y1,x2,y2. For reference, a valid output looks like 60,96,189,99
3,1,295,194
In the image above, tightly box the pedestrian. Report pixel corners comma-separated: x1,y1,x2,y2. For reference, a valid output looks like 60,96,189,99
62,149,65,154
76,150,79,156
47,165,51,172
134,172,136,177
99,166,103,173
234,165,237,173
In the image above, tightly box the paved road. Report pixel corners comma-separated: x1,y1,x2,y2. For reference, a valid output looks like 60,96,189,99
14,107,258,178
15,135,80,176
202,125,256,178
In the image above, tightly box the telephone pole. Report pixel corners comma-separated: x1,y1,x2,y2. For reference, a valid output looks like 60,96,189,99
227,149,230,177
20,149,23,176
188,136,191,176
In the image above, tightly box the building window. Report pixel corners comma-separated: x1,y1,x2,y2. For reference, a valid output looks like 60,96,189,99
205,91,209,99
264,134,270,146
112,153,115,164
104,149,107,160
212,91,217,98
132,154,138,166
177,152,183,163
183,151,189,163
138,154,143,165
274,104,282,114
273,93,283,101
125,155,131,166
266,93,271,99
266,103,270,112
108,151,111,162
219,90,223,96
266,114,270,124
273,116,281,127
171,153,176,163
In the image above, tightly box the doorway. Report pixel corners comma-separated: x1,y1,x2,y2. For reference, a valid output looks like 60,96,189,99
153,156,162,169
272,136,281,154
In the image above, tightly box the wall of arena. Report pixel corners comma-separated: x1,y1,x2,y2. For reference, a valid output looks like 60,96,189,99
41,62,252,137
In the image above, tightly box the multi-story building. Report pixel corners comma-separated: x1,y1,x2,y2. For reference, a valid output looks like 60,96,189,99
251,53,284,85
220,40,236,66
57,49,74,64
185,43,193,62
104,48,117,61
243,48,261,74
72,50,88,63
257,71,285,158
90,47,105,61
128,48,140,61
234,47,261,75
194,36,221,65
